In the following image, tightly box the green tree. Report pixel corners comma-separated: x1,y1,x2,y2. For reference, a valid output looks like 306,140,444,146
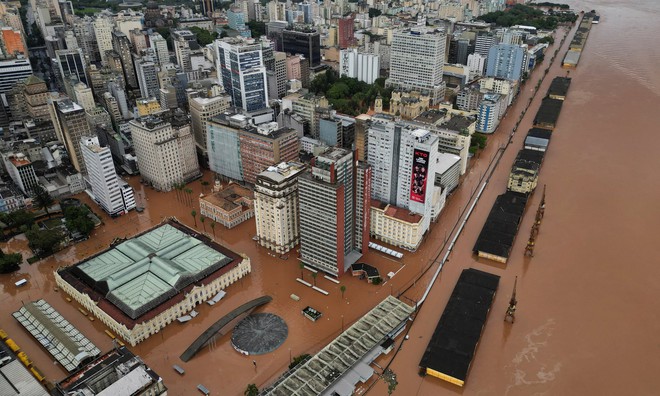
189,26,218,46
368,8,382,18
244,384,259,396
247,20,266,39
26,225,65,257
32,184,54,217
200,216,206,232
210,221,216,237
340,285,346,299
64,206,95,237
1,209,34,233
311,272,317,286
0,250,22,273
299,262,305,279
288,354,311,370
383,369,398,395
185,188,193,206
191,210,197,227
201,180,210,193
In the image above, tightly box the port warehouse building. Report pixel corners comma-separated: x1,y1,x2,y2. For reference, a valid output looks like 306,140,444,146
262,296,414,396
419,268,500,387
55,220,251,346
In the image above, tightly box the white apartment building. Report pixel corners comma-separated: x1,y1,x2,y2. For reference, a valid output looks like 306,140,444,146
93,16,114,66
73,83,95,112
80,136,135,216
387,27,446,104
479,77,517,105
254,162,305,254
130,114,200,191
135,56,159,99
339,48,380,84
189,93,231,153
2,153,38,195
148,32,170,66
467,53,486,80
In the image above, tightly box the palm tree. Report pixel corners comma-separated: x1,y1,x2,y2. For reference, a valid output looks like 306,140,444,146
185,188,193,206
201,180,210,193
311,272,317,286
340,285,346,299
191,210,197,227
210,221,216,237
200,216,206,232
175,183,184,203
32,184,54,218
244,384,259,396
299,262,305,279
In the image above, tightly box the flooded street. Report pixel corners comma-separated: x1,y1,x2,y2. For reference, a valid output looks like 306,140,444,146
374,1,660,395
2,1,659,395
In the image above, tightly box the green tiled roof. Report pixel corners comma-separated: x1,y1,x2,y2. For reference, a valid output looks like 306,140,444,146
77,224,231,319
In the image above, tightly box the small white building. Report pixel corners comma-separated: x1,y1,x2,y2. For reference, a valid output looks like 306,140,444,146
339,48,380,84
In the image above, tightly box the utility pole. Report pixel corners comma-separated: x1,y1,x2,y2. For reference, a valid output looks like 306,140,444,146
505,277,518,323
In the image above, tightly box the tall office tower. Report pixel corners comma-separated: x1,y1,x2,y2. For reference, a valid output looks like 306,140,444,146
102,91,122,127
298,2,312,24
107,81,130,119
486,43,525,81
130,113,200,191
189,92,231,154
467,53,486,79
273,51,287,98
338,16,355,49
73,82,94,111
354,161,371,254
216,37,269,111
387,27,447,104
93,15,114,65
134,55,159,99
227,6,248,33
206,113,246,181
282,27,321,67
49,98,93,174
148,32,170,66
2,153,39,195
254,162,306,254
80,136,136,216
266,20,287,50
456,38,471,65
201,0,214,16
339,48,380,84
111,30,138,89
114,10,144,42
367,114,441,234
54,48,88,97
318,111,355,148
475,32,498,59
63,30,79,50
238,123,300,184
0,57,31,94
172,29,197,71
129,28,148,53
299,147,368,276
72,16,99,63
0,27,26,58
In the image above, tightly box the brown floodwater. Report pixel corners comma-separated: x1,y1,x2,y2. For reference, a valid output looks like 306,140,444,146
369,1,660,395
2,2,659,395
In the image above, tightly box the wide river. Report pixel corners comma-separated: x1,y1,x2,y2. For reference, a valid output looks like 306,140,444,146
379,1,660,395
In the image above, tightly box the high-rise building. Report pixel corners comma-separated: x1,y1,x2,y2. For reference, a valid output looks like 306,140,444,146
486,43,525,81
134,55,159,99
49,98,93,174
299,147,369,276
0,57,32,94
189,90,231,153
467,53,486,79
2,152,39,194
130,112,200,191
318,111,355,148
282,27,321,67
93,16,114,65
216,37,269,111
338,16,355,49
54,48,88,97
207,113,245,181
273,51,287,98
112,30,138,89
80,136,136,216
387,27,447,104
72,16,99,63
201,0,214,16
73,82,95,111
172,29,197,71
339,48,380,84
475,32,499,59
254,162,305,254
238,123,300,184
476,93,505,133
148,32,170,66
9,75,50,122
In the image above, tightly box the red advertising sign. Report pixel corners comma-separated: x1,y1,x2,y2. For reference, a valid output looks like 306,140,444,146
410,149,429,203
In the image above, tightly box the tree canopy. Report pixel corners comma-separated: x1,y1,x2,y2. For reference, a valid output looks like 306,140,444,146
32,184,54,217
189,26,219,46
64,206,95,238
0,209,35,233
479,4,576,29
247,21,266,39
309,70,391,116
26,225,65,257
0,250,22,274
